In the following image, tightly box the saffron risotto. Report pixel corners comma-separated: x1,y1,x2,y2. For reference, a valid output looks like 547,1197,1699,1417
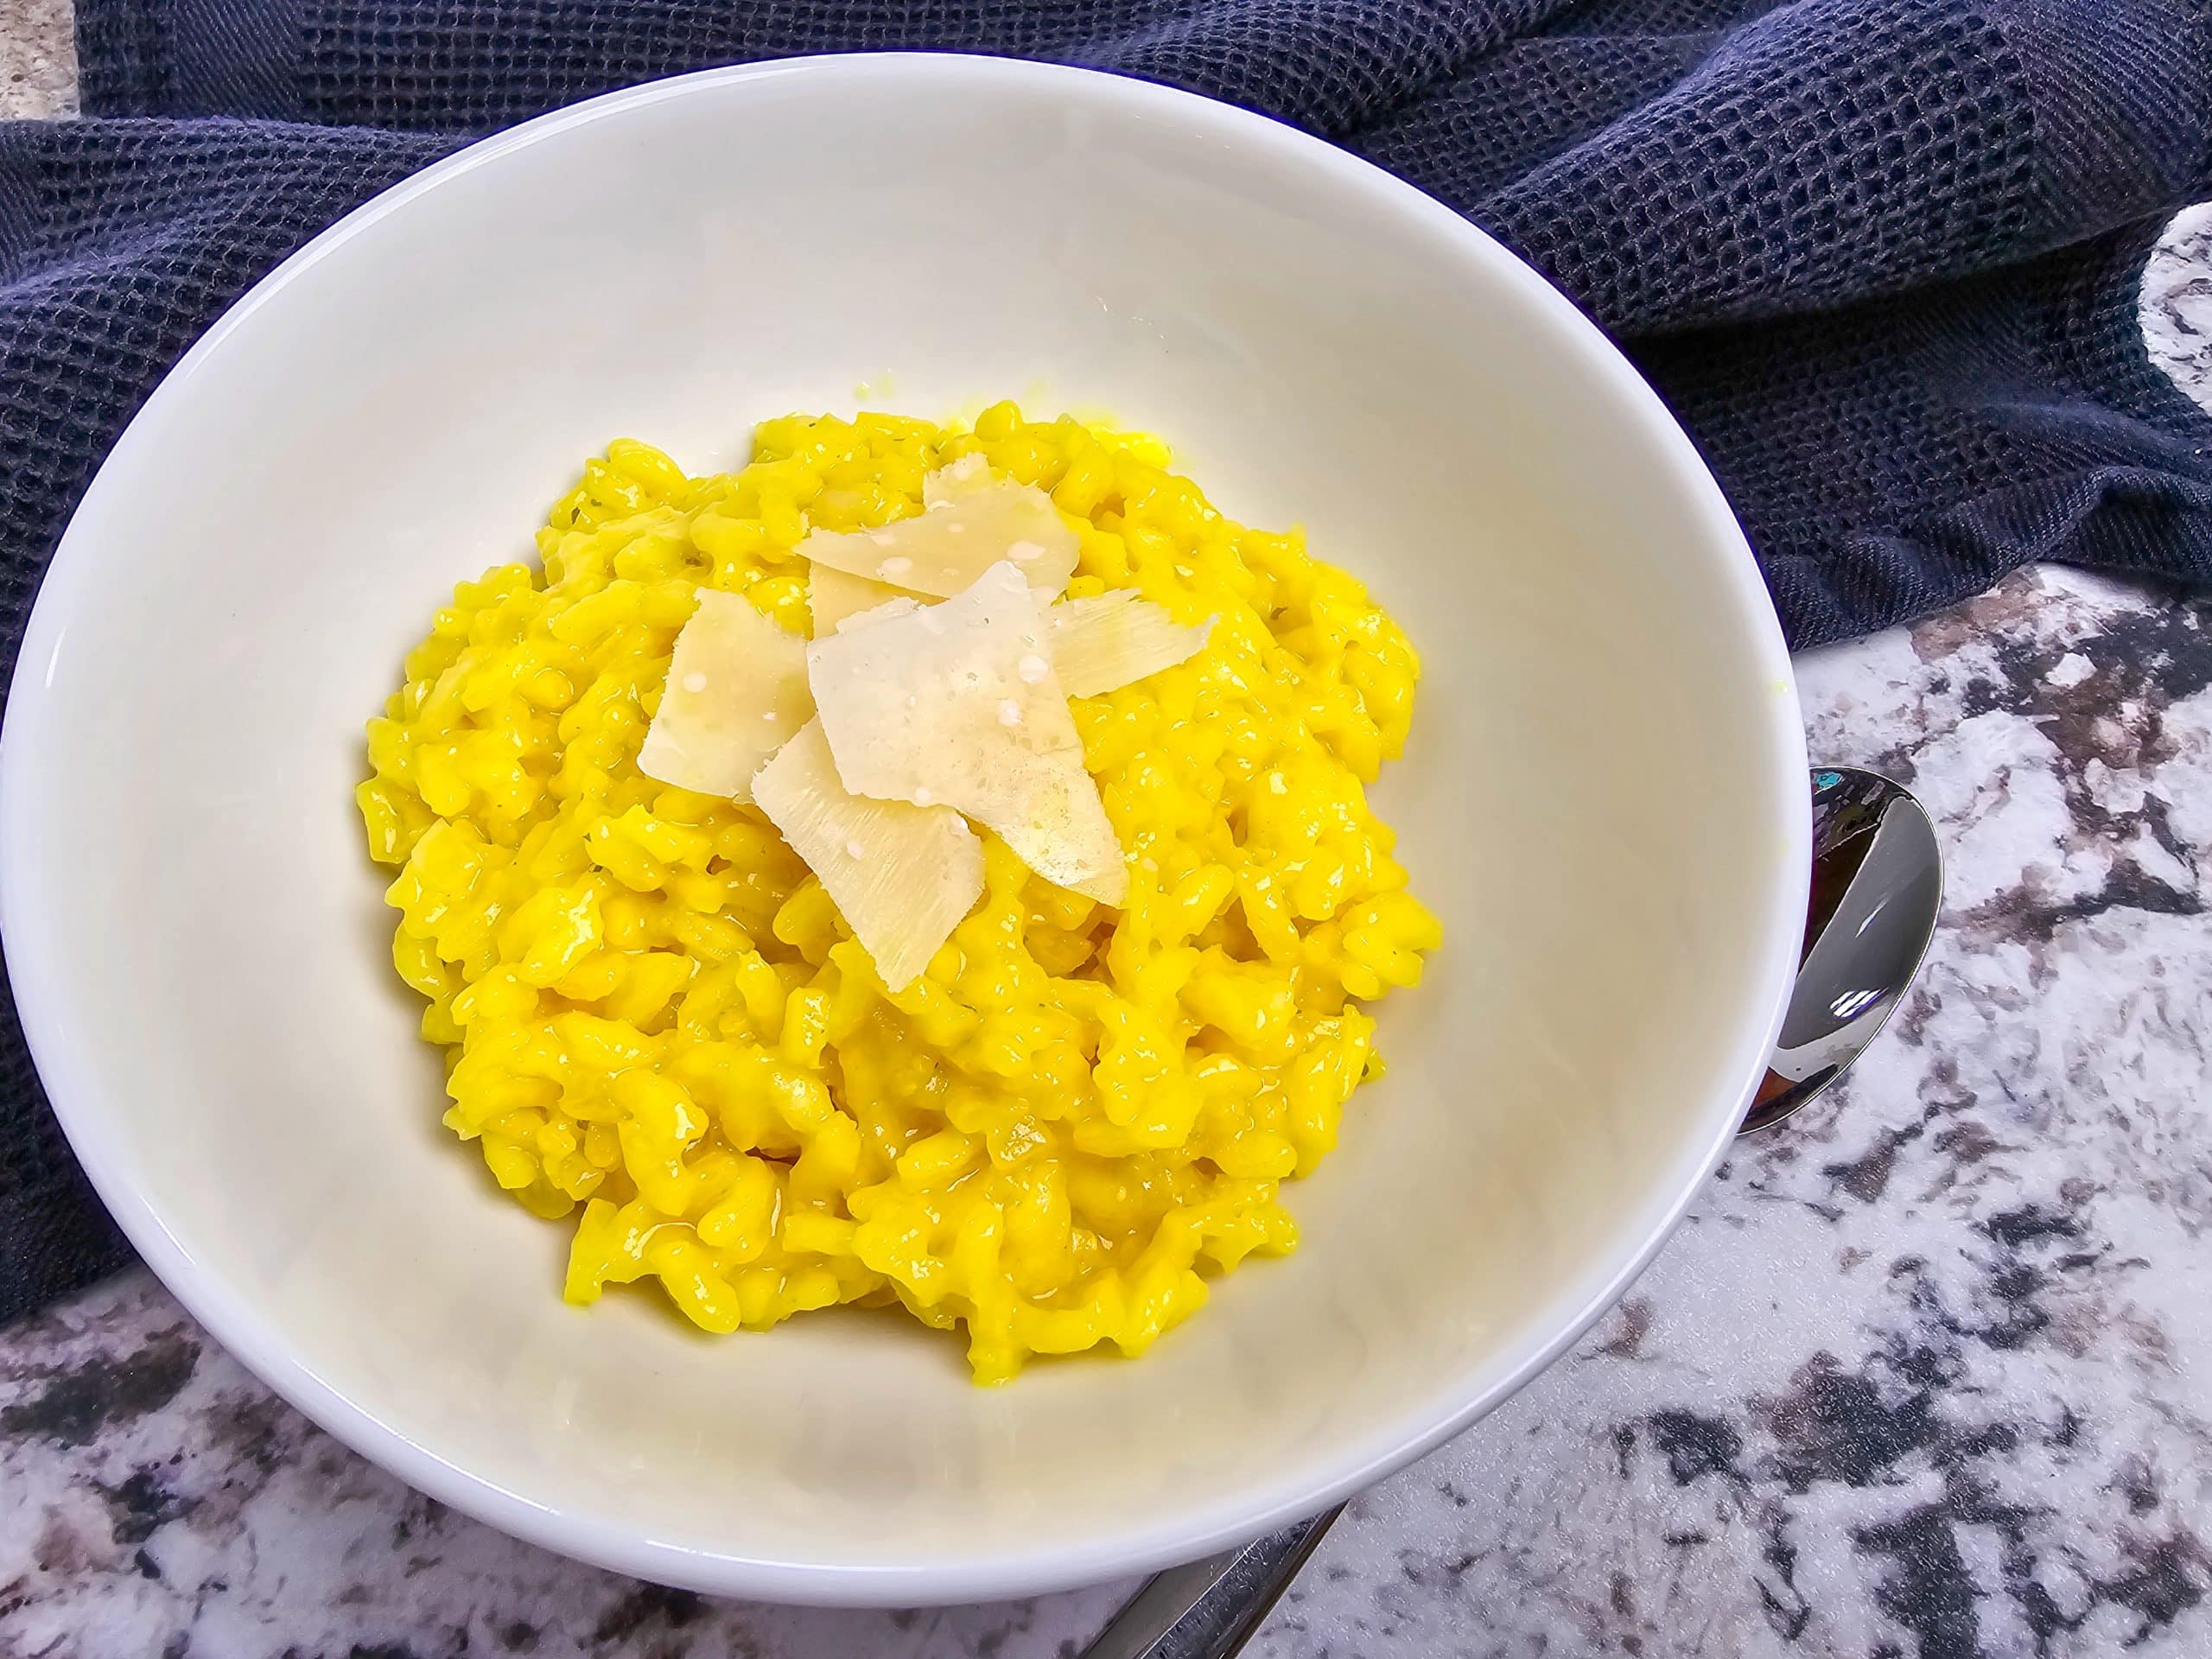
359,404,1440,1382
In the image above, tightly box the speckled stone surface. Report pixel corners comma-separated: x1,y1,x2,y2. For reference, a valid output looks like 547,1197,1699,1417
0,0,74,119
5,11,2211,1656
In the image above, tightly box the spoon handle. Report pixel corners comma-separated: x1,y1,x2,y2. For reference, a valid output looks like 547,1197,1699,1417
1077,1507,1342,1659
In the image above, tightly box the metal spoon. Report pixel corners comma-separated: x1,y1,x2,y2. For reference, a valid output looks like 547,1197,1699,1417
1078,765,1942,1659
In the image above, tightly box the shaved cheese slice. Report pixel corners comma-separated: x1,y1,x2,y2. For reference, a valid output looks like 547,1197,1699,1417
1047,592,1215,696
923,452,993,507
808,561,1128,905
751,719,983,989
636,588,812,802
809,563,922,634
798,482,1081,601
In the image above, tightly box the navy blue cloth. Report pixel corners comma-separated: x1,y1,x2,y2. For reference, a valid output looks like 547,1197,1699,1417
4,0,2211,1318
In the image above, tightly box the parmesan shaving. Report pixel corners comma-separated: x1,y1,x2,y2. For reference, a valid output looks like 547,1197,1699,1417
807,561,1128,905
750,720,984,989
922,452,993,507
1046,592,1215,696
797,482,1081,600
636,589,812,802
808,563,922,634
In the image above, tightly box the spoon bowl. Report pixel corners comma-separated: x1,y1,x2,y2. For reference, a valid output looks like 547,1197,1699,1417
1743,766,1942,1132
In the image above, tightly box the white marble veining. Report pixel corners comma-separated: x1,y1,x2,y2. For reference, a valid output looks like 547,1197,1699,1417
3,13,2209,1657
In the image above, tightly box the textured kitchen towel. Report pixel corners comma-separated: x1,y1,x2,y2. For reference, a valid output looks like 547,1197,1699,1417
3,0,2212,1317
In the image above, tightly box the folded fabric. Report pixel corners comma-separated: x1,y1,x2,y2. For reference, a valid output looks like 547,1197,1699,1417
3,0,2209,1318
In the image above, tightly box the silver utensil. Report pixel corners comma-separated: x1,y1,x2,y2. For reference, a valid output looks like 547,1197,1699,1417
1740,766,1942,1132
1077,1510,1339,1659
1077,765,1941,1659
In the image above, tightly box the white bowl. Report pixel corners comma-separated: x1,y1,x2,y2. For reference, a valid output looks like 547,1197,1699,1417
0,55,1808,1605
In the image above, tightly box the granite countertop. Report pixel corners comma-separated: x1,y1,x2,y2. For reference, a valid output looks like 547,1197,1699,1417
5,11,2211,1657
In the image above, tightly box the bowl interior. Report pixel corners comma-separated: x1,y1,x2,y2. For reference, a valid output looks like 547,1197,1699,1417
0,59,1805,1601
